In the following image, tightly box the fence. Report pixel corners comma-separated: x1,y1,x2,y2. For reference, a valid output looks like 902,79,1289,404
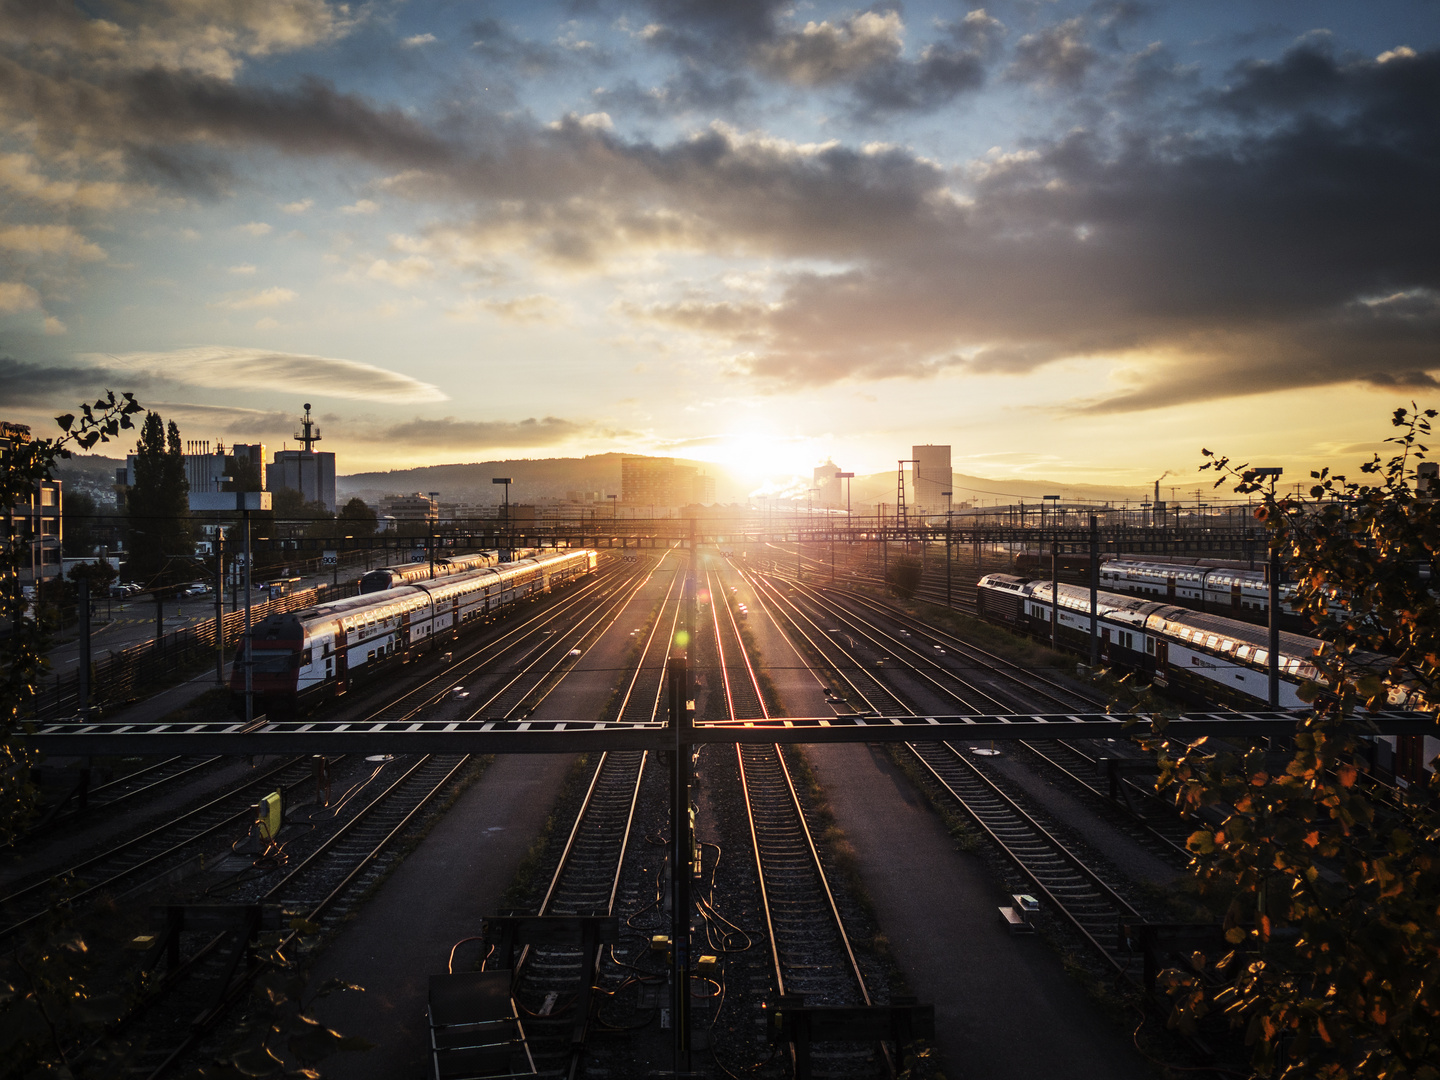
33,581,360,722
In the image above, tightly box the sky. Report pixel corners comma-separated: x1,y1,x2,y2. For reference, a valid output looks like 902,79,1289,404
0,0,1436,498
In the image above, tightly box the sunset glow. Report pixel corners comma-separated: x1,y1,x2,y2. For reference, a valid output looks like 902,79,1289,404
1,1,1435,490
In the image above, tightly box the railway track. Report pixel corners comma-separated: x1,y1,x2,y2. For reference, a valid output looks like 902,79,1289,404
736,564,1167,985
715,566,890,1077
790,577,1196,860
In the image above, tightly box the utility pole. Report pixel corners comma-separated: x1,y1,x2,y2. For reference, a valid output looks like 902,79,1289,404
667,653,692,1070
77,578,90,716
1249,467,1285,707
215,525,225,686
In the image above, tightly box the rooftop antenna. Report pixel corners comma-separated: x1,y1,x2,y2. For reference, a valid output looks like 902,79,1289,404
295,402,321,452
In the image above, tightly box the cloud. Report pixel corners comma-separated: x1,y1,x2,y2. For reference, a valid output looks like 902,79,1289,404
366,256,434,286
0,283,40,312
229,263,257,274
0,223,106,260
1008,18,1099,89
210,286,297,309
0,355,136,405
241,221,272,236
144,400,298,435
0,152,139,210
341,198,378,214
280,198,313,213
378,415,621,448
402,33,437,48
0,0,357,82
629,3,994,115
448,294,563,323
90,346,448,403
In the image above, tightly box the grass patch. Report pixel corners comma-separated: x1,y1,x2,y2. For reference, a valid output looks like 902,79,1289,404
499,752,593,912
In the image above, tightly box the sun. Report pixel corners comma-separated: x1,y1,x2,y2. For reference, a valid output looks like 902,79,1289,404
683,431,826,487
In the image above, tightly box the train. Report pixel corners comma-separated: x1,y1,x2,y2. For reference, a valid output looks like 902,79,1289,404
232,549,598,714
975,573,1437,783
1097,558,1313,631
358,549,540,593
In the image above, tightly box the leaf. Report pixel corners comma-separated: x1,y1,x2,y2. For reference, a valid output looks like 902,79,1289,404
55,414,74,432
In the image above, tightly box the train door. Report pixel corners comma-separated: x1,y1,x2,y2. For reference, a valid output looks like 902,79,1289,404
400,608,412,657
1231,582,1242,611
452,594,461,640
1154,639,1168,675
1100,626,1111,661
335,633,349,695
1166,575,1176,600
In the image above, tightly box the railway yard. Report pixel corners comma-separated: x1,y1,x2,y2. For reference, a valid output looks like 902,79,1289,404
4,543,1420,1079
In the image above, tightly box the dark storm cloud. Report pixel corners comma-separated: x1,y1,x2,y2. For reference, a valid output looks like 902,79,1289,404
0,60,453,181
0,356,142,406
627,1,995,116
592,67,756,119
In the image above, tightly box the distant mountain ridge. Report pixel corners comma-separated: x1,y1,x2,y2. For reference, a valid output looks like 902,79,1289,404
338,453,746,504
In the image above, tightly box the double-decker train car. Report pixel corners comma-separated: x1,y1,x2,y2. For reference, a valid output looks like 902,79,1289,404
975,573,1437,782
233,549,597,713
358,549,535,593
1098,559,1311,629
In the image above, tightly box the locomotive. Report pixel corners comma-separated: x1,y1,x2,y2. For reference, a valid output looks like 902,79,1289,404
975,573,1437,783
231,549,597,714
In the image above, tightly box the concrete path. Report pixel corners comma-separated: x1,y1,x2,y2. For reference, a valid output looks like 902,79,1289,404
308,752,575,1079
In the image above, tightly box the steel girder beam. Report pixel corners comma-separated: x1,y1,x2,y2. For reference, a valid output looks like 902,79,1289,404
26,710,1434,757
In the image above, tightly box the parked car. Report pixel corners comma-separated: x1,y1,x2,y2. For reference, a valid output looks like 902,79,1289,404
183,583,209,597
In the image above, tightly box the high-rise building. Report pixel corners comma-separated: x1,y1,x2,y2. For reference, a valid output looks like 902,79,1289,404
911,444,953,514
269,404,336,512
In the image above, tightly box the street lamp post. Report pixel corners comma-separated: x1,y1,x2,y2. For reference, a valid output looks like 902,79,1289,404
428,491,440,579
942,491,952,608
492,477,512,561
1044,495,1060,648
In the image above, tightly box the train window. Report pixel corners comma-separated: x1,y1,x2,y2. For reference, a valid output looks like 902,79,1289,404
301,648,313,665
1220,639,1234,652
1206,635,1219,649
1145,637,1155,654
1254,649,1268,665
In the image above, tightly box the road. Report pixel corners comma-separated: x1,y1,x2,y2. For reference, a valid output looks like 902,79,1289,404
45,562,365,670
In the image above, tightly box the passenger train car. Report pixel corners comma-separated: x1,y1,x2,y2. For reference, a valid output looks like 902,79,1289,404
232,549,597,713
975,573,1437,783
1098,559,1309,629
358,549,541,593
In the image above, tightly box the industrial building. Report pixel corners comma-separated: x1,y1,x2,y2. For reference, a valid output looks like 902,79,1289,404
270,404,336,512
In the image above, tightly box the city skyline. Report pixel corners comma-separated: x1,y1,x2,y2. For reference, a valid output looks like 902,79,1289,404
1,1,1436,492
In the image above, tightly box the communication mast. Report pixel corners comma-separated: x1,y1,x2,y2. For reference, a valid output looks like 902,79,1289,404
295,402,321,452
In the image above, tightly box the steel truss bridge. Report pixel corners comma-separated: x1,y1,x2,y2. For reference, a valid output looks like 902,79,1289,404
248,519,1273,560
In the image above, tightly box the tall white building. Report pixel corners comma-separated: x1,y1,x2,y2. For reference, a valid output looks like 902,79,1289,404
813,459,842,508
911,445,953,514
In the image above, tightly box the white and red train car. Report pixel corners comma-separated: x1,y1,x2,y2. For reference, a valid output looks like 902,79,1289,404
976,573,1437,784
232,549,597,713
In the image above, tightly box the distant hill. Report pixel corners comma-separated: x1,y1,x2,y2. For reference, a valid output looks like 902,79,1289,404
339,453,746,505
